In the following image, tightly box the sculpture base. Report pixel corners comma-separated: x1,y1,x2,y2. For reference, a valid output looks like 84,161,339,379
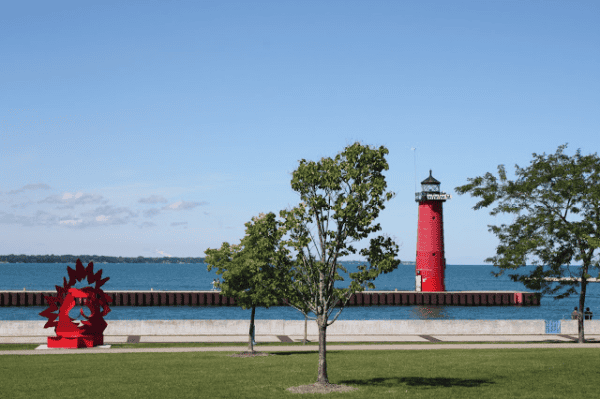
47,335,104,348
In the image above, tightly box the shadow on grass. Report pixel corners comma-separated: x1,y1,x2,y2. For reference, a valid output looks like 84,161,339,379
271,351,319,357
339,376,495,389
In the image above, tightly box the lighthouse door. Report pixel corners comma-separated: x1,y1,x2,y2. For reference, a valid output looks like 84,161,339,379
415,275,422,292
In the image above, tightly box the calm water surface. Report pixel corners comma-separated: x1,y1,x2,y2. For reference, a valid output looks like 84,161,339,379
1,262,597,321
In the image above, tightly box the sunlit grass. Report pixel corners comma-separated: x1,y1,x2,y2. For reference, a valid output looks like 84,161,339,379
1,348,598,398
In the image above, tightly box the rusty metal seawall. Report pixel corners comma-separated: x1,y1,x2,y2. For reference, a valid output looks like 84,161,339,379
0,291,540,307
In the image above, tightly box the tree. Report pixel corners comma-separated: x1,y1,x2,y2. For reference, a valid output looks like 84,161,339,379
205,213,290,353
584,235,600,249
455,144,600,343
280,142,400,385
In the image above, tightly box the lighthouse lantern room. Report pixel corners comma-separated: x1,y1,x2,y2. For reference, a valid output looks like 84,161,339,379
415,170,451,292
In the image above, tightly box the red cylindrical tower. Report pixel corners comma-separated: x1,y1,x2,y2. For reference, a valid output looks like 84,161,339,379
415,170,451,292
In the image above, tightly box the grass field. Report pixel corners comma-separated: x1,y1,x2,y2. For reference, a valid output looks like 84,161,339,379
1,347,599,398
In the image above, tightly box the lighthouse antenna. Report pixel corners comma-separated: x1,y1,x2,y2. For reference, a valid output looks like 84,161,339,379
411,147,417,193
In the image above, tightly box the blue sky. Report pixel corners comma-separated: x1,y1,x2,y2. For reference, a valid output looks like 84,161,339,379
1,1,599,264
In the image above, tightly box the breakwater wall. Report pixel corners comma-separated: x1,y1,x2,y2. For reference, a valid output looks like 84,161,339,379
0,290,540,307
0,320,595,336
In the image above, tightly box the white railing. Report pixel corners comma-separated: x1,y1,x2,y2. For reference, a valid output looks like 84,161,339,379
415,192,452,201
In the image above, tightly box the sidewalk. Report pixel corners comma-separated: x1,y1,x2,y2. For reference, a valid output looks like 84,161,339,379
2,334,600,356
1,333,599,345
3,340,600,356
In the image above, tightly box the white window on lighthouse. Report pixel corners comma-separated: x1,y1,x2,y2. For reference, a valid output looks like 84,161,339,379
421,170,441,193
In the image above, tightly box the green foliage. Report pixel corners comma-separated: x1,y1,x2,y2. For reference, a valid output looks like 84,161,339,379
205,213,291,310
205,142,401,381
281,142,400,324
584,234,600,249
455,144,600,300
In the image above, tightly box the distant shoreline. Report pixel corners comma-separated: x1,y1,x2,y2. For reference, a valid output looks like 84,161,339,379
0,255,205,264
0,256,414,265
0,259,568,267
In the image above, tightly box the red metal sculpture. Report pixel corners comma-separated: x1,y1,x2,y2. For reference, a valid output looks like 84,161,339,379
40,259,112,348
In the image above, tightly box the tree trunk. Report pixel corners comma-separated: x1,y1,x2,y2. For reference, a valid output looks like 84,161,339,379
304,314,308,345
249,305,256,352
578,279,587,343
316,316,329,385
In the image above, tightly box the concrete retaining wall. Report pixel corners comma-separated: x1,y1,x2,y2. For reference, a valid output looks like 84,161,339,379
560,320,600,334
3,319,599,336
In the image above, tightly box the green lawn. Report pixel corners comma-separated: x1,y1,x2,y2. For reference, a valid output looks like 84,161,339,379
1,348,598,398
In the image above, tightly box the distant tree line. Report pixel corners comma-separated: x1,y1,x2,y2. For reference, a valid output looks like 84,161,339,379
0,254,205,264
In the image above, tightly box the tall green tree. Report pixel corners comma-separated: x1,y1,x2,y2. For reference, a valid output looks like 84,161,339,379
280,142,400,385
455,144,600,343
205,213,290,353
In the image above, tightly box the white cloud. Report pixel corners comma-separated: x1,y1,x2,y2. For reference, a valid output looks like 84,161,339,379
10,201,33,209
143,208,161,218
82,205,136,218
0,210,60,226
62,192,83,200
80,205,137,226
2,187,207,231
164,201,207,211
8,183,51,195
59,219,83,226
139,195,168,204
39,192,107,208
0,212,29,225
167,201,183,210
156,250,173,258
138,221,156,229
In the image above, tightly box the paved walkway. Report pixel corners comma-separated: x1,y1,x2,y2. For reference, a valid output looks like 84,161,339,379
2,333,600,345
2,334,600,355
3,342,600,356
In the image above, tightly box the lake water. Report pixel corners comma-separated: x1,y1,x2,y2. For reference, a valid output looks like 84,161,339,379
1,262,597,321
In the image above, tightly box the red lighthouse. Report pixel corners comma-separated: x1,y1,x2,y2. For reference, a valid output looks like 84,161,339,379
415,170,451,292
